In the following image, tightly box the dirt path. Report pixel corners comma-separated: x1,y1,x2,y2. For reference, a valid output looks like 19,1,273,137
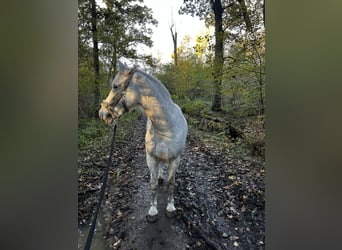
78,115,265,249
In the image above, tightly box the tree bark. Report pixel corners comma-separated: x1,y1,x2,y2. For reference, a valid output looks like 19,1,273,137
211,0,224,112
90,0,100,117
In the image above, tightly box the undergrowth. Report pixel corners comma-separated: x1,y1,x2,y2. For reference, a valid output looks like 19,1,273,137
78,110,141,151
186,111,265,162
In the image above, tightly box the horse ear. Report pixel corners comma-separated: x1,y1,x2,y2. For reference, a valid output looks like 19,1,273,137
117,60,130,75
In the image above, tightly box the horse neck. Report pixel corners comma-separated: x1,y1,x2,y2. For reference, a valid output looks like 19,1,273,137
136,74,172,132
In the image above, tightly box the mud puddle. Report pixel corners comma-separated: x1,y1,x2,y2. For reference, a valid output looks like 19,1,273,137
78,223,108,250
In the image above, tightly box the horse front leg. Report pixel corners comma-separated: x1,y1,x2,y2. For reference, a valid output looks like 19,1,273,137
166,156,180,217
146,153,159,222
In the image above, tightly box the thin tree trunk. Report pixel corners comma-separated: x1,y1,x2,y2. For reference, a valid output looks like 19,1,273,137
90,0,100,117
107,46,117,86
211,0,224,112
237,0,253,32
170,25,178,66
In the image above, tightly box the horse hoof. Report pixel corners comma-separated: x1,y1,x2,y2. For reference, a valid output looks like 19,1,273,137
146,214,158,223
165,210,177,218
158,178,164,186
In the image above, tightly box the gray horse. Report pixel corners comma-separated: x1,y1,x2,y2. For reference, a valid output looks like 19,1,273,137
99,60,188,222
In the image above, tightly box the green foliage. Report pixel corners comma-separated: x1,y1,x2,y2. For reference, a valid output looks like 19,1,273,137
157,36,214,102
156,53,213,117
156,24,265,119
182,99,207,115
78,110,141,150
180,0,264,37
99,0,158,64
78,118,112,150
223,31,265,116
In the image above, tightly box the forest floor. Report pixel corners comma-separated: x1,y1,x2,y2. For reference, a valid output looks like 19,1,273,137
78,112,265,250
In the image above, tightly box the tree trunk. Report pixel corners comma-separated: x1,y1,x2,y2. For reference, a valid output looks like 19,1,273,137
211,0,224,112
170,25,178,66
90,0,100,117
107,46,117,86
237,0,253,32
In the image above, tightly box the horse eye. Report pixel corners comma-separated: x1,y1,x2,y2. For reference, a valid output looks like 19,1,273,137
113,85,118,90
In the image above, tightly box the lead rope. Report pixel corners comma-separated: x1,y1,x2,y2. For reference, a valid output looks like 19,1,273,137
84,123,117,250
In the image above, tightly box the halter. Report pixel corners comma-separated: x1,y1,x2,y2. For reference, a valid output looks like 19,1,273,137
101,67,137,119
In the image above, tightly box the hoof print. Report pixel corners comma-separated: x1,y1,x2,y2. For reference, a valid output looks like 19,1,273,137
146,214,158,223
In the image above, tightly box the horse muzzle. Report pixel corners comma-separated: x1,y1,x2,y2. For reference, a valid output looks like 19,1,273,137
99,108,116,125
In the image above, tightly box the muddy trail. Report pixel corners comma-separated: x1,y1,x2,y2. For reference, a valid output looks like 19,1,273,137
78,115,265,249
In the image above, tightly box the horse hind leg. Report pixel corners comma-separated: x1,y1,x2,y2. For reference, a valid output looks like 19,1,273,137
166,156,180,218
146,153,159,222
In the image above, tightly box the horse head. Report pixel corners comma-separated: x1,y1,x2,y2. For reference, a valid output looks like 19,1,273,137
99,60,136,124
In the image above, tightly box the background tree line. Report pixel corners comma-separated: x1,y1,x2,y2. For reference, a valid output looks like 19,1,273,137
78,0,265,120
